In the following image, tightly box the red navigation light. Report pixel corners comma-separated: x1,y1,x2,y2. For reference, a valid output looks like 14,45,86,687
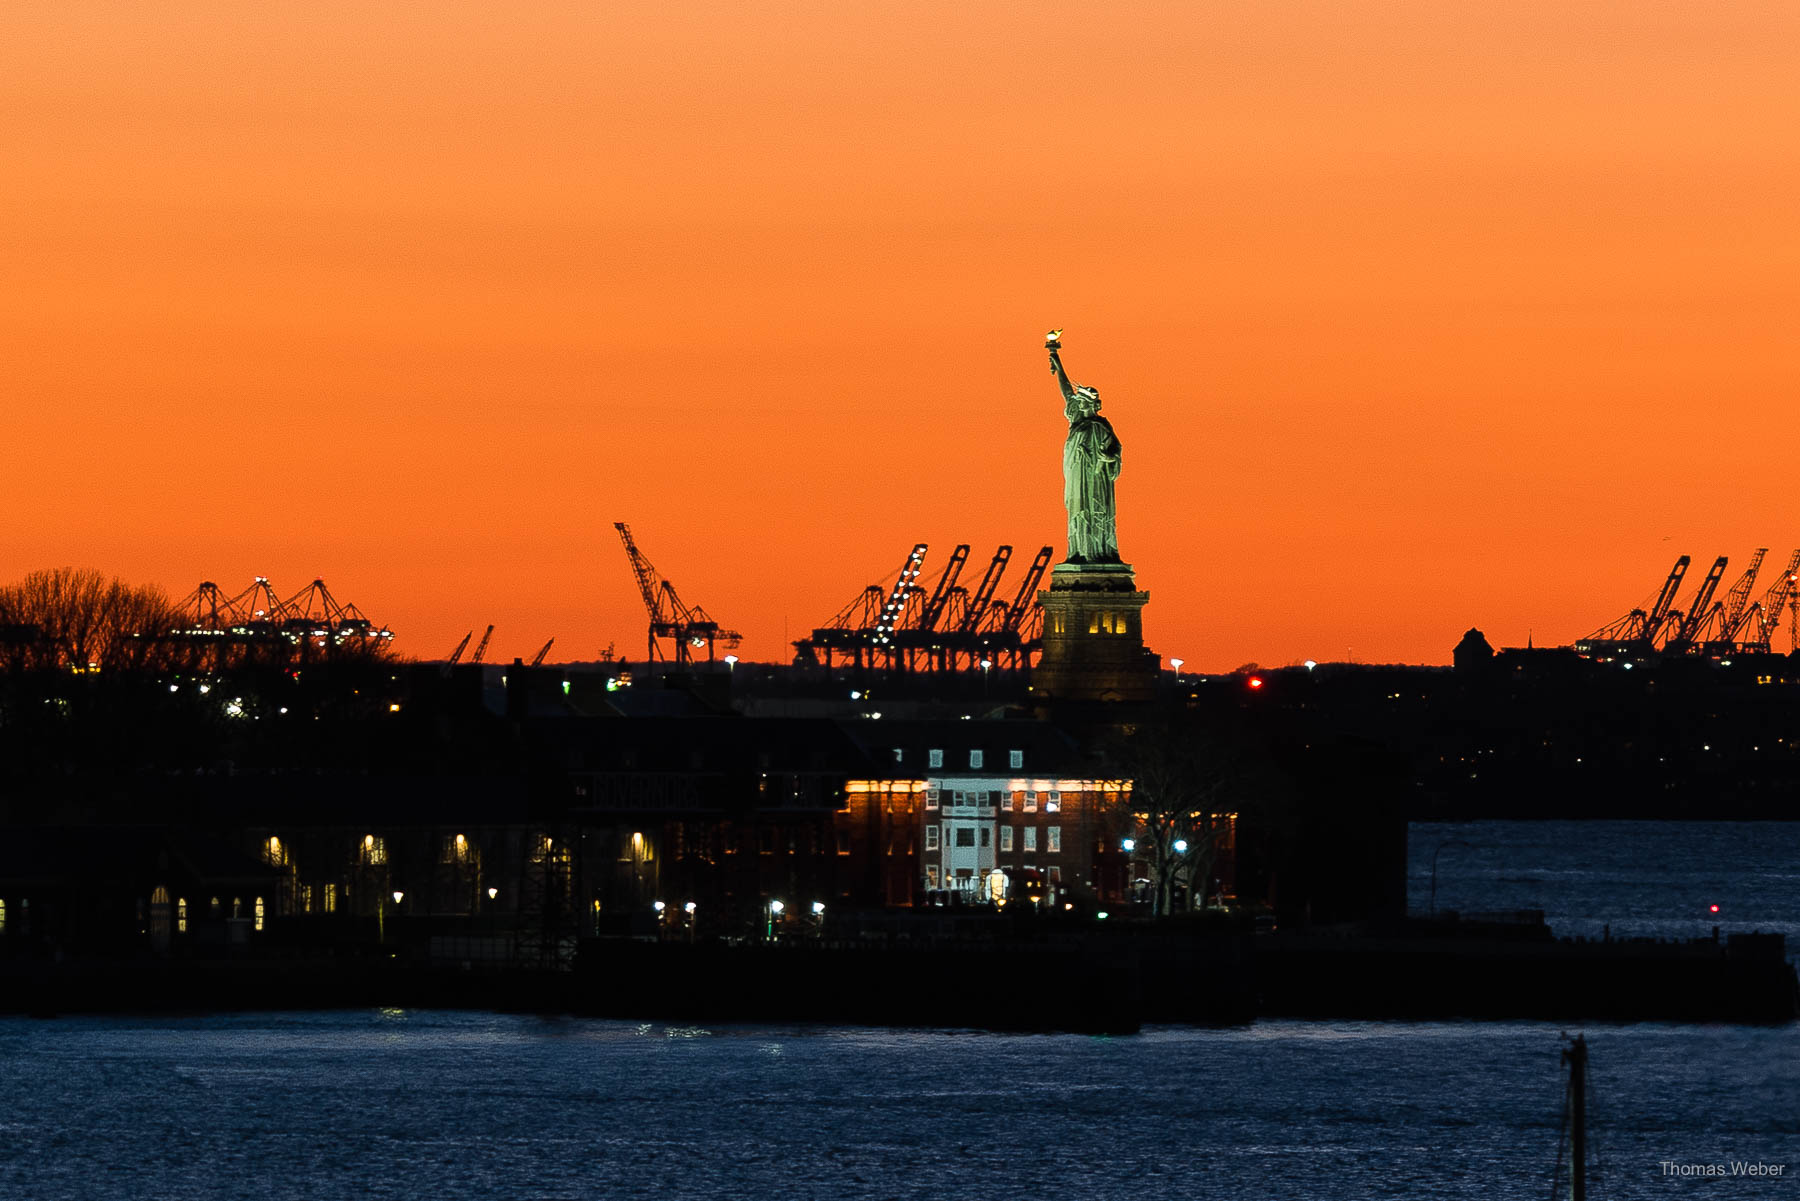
1247,676,1264,690
1709,904,1720,914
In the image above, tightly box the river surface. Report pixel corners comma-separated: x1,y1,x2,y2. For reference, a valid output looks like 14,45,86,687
2,821,1797,1200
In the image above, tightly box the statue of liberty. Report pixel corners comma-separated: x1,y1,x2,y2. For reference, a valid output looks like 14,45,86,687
1046,330,1122,564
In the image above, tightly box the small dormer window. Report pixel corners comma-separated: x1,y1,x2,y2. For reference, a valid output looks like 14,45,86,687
970,749,984,770
893,748,904,763
1009,749,1023,769
929,748,943,769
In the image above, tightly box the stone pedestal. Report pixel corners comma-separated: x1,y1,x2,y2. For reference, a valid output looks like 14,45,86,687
1032,563,1158,704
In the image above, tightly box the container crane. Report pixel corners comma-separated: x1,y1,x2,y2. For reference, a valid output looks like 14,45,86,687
1667,556,1727,651
530,638,554,667
470,624,495,664
614,522,742,664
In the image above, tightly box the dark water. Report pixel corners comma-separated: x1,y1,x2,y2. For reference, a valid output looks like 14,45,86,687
1411,820,1800,957
4,822,1799,1200
2,1012,1795,1199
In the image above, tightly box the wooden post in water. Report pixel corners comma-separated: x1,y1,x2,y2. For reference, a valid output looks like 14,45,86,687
1564,1034,1588,1201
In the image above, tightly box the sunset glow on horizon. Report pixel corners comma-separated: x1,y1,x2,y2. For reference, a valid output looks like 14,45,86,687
7,3,1799,669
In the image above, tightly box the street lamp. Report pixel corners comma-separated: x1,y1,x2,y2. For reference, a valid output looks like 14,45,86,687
392,889,404,906
766,899,784,942
1173,839,1189,854
811,901,825,915
1121,837,1136,852
487,887,498,901
1170,657,1184,676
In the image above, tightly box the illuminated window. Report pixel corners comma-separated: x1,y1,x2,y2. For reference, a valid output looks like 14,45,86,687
925,827,939,851
836,831,851,856
1024,828,1037,852
1001,827,1013,852
1045,792,1061,813
177,897,188,933
324,883,337,913
1009,750,1023,769
1025,791,1038,812
360,834,387,866
264,836,287,867
926,866,940,889
0,898,7,933
253,897,265,931
1047,827,1061,853
969,749,983,770
210,896,221,917
928,749,943,769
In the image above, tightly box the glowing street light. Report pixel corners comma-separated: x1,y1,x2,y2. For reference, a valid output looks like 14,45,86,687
683,901,696,915
811,901,826,916
1121,837,1136,852
487,887,498,900
1173,839,1189,854
1169,657,1184,675
769,900,785,914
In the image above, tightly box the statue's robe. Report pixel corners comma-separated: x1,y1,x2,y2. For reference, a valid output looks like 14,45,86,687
1063,411,1122,564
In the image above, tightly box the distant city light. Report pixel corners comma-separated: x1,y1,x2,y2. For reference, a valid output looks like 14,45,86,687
1096,911,1109,920
811,901,825,915
1710,904,1721,914
769,900,784,914
684,902,696,914
1248,676,1264,690
1304,660,1317,670
653,900,666,913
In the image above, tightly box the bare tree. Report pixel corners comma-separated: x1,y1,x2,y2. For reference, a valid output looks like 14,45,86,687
1103,725,1244,917
0,568,179,673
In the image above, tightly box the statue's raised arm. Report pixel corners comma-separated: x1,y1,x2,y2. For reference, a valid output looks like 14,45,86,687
1046,329,1087,418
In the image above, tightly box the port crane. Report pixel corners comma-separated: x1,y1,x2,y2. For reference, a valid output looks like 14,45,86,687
530,638,554,667
614,522,742,664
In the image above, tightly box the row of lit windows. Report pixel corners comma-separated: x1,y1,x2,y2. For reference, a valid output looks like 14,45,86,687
926,825,1061,853
906,749,1028,770
927,789,1063,812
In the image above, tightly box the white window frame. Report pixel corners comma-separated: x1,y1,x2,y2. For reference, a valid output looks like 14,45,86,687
1047,826,1061,853
925,826,940,851
970,749,983,769
1009,749,1023,769
1001,826,1014,852
1024,791,1038,812
928,748,943,769
926,788,940,810
1024,827,1037,851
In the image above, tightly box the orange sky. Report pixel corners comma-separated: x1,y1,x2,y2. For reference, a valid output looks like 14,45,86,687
5,3,1799,670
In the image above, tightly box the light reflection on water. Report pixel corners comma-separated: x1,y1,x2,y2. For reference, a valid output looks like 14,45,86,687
2,1010,1797,1200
